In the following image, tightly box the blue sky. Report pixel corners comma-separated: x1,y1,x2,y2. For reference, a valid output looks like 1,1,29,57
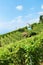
0,0,43,34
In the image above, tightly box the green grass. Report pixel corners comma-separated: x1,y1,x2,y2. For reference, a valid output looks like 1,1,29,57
0,22,43,65
0,32,43,65
0,23,43,46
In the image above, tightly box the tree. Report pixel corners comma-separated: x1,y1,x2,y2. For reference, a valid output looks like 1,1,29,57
39,15,43,23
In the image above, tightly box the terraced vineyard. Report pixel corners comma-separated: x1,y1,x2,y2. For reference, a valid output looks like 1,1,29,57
0,22,43,65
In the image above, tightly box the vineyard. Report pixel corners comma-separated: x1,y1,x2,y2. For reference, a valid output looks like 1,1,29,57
0,22,43,65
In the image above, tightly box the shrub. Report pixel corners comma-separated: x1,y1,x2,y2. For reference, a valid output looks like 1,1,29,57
29,32,37,37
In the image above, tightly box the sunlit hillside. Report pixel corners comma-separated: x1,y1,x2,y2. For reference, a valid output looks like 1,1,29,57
0,16,43,65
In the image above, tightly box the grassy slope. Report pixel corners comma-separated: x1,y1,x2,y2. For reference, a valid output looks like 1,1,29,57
0,23,43,65
0,31,43,65
0,23,43,46
0,31,43,57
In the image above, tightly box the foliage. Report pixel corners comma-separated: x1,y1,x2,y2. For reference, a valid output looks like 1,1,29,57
39,15,43,23
0,33,43,65
0,22,43,65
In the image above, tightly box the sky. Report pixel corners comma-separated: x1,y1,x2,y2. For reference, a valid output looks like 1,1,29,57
0,0,43,34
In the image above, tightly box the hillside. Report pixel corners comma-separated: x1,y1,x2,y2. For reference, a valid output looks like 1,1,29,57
0,30,43,65
0,23,43,47
0,22,43,65
0,0,43,64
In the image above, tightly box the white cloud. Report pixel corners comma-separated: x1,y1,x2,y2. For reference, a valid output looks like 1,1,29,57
0,14,39,34
0,16,25,34
41,5,43,9
16,5,23,11
25,18,39,24
30,18,39,24
38,12,43,15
